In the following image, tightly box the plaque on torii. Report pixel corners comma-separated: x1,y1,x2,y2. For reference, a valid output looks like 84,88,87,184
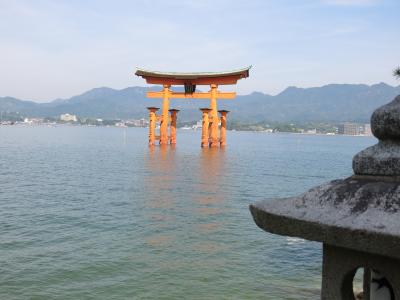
135,66,251,147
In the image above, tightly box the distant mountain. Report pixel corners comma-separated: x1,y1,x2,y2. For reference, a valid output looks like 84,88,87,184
232,83,400,122
1,83,399,122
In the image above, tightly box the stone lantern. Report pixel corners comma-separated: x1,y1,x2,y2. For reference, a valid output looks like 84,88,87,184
250,95,400,299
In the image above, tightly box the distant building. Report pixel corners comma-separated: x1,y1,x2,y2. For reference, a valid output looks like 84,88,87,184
60,113,78,122
305,129,317,134
115,122,127,127
23,118,43,125
125,119,149,127
338,123,362,135
338,123,372,136
192,120,202,130
137,118,148,127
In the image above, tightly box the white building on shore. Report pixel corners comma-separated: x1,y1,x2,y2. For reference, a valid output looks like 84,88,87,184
60,113,78,122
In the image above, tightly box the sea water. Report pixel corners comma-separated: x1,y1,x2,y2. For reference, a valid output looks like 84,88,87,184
0,126,375,299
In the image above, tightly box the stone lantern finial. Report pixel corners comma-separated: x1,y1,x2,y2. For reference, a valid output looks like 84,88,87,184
353,95,400,176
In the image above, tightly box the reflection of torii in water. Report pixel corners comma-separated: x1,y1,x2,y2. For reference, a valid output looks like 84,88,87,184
135,66,251,148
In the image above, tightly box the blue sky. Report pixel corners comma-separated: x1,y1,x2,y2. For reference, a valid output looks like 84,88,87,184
0,0,399,102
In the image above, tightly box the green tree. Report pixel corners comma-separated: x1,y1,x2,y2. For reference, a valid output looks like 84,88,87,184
394,67,400,79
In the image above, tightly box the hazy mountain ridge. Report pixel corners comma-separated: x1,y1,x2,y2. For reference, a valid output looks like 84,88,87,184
1,83,399,122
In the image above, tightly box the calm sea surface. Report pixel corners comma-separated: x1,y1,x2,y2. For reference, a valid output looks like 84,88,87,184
0,126,375,299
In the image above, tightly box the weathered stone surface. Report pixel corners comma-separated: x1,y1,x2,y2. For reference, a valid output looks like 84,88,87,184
353,140,400,176
353,95,400,175
371,95,400,140
249,176,400,260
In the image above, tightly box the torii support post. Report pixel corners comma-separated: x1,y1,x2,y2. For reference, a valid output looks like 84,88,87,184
169,109,179,144
147,107,159,146
200,108,212,148
218,110,229,147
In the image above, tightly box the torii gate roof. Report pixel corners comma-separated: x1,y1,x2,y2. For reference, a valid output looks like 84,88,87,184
135,66,251,85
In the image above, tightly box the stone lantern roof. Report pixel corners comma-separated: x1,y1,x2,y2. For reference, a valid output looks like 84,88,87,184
250,95,400,259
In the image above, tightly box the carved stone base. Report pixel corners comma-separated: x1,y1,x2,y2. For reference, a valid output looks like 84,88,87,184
322,244,400,300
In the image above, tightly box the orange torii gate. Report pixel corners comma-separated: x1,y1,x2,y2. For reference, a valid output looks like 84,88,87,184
135,66,250,147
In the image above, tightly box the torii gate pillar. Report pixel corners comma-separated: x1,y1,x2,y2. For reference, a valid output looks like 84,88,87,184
200,108,212,147
147,107,159,146
209,84,219,147
219,110,229,147
159,85,170,145
169,109,179,144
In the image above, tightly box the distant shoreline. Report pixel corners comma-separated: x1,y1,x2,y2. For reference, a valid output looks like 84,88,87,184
0,123,375,137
